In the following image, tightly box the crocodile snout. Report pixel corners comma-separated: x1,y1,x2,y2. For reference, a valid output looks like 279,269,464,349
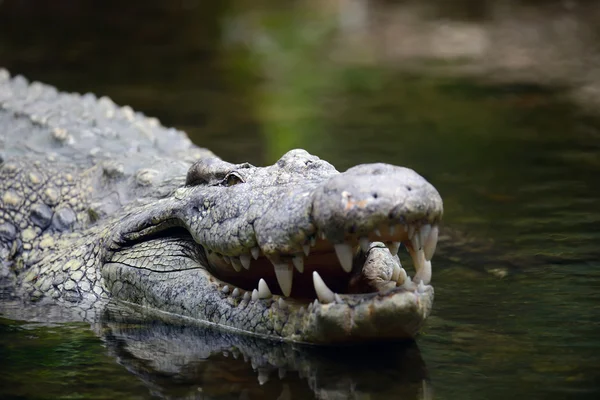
312,163,443,242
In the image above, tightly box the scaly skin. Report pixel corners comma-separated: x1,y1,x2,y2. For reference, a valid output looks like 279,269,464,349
0,70,443,344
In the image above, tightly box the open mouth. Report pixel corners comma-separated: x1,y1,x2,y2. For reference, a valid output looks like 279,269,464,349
203,221,439,305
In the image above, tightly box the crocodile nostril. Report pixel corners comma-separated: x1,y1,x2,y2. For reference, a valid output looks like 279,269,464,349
372,193,378,199
407,187,412,191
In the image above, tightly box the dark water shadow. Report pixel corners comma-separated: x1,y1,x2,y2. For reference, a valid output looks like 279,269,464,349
99,301,430,399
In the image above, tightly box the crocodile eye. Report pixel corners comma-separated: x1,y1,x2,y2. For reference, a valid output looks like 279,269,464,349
224,172,244,186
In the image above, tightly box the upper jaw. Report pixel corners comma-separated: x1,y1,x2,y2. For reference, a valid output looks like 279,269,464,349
200,162,442,301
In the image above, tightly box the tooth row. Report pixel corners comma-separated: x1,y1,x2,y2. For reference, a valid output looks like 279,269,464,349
223,271,340,307
215,222,438,298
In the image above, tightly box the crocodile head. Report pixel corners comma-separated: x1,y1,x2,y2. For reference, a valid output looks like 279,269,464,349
106,149,442,344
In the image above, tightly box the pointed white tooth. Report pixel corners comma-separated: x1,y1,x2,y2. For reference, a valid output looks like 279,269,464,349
334,243,354,273
257,368,270,385
387,242,401,256
319,231,326,240
402,275,413,290
408,246,431,284
359,237,370,252
414,259,432,285
310,236,316,247
222,285,230,294
232,288,240,298
419,224,432,247
418,280,426,293
243,291,251,301
258,278,272,299
389,225,396,236
251,289,259,301
408,225,415,240
411,232,421,251
240,254,251,270
396,266,407,286
392,262,401,282
278,297,287,309
251,247,260,260
334,293,343,303
423,225,439,261
273,262,293,296
312,271,335,304
374,228,381,237
292,255,304,273
314,299,320,308
223,255,231,265
231,257,242,272
303,244,310,256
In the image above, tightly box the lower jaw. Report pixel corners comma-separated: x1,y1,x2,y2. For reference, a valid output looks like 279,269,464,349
297,284,435,344
204,266,434,344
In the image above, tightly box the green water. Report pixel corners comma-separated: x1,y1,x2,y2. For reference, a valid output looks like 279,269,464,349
1,1,599,399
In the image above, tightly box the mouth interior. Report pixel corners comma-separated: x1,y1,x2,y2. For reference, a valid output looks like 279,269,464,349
207,240,354,299
203,223,438,303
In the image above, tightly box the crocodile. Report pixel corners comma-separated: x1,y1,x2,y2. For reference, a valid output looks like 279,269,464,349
0,69,443,344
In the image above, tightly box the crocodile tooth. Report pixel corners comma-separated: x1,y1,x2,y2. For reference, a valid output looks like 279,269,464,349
258,278,272,299
223,255,231,265
374,228,381,237
310,236,316,247
319,231,326,240
423,225,439,261
231,257,242,272
334,243,354,273
408,225,415,240
389,225,396,236
359,237,370,252
222,285,230,294
243,291,251,301
416,259,432,285
408,246,431,284
251,289,259,301
278,368,286,379
334,293,342,303
251,247,260,260
312,271,335,304
387,242,401,256
411,232,421,251
418,280,426,293
278,297,287,309
419,224,432,248
258,369,270,385
273,262,293,296
391,262,401,282
303,244,310,256
239,254,251,270
232,288,240,298
292,255,304,273
395,265,407,286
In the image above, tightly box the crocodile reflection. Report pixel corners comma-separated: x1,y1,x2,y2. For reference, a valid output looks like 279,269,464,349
97,301,431,400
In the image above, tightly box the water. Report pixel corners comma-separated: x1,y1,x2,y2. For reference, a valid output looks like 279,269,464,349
1,1,599,399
